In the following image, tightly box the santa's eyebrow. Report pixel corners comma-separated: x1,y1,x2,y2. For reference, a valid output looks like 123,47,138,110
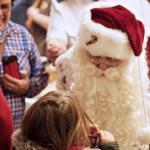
86,35,98,45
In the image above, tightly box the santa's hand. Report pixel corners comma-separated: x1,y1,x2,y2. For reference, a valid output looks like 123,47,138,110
99,130,115,144
46,40,66,63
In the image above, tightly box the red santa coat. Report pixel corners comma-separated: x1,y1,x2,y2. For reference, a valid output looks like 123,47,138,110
0,88,13,150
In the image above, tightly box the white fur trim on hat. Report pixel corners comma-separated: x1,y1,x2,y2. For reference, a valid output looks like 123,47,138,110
76,1,143,60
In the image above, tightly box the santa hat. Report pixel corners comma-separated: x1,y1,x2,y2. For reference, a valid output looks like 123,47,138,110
0,88,13,150
77,1,149,60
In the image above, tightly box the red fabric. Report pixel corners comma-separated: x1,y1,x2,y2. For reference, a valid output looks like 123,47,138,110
0,88,13,150
91,5,145,56
146,37,150,78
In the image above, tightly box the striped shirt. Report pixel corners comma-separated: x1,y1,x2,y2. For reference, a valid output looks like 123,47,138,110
0,21,48,129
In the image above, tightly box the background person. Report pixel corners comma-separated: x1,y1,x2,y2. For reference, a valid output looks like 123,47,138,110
46,0,98,63
11,0,34,26
0,0,49,129
25,0,51,56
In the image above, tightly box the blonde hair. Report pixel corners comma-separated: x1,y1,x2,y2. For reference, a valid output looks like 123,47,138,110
21,90,90,150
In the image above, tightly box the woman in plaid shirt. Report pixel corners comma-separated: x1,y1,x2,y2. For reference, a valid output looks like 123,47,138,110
0,0,49,129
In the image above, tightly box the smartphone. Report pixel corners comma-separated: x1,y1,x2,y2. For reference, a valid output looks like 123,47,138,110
2,55,20,79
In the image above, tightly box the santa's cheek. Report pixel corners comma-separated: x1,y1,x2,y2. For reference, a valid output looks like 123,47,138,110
90,58,100,65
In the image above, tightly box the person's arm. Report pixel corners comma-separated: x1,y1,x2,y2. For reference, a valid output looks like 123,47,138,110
46,0,68,45
46,3,67,62
27,35,49,98
26,7,49,30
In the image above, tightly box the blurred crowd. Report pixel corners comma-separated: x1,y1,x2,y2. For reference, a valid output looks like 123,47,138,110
0,0,150,149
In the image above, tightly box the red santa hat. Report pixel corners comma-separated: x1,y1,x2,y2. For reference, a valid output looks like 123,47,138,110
77,1,149,60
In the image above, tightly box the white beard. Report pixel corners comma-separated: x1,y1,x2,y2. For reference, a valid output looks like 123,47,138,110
71,48,145,150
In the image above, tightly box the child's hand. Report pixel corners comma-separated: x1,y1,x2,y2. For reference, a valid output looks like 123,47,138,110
99,130,115,144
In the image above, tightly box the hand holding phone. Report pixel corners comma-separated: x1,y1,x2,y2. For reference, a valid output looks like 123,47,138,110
2,71,30,95
2,55,20,79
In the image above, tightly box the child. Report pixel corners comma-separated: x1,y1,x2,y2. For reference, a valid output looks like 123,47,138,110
12,90,119,150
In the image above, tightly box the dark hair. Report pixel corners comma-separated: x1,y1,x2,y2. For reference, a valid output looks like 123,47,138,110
21,90,90,150
11,0,15,6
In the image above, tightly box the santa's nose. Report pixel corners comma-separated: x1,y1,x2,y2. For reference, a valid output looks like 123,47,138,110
98,64,108,71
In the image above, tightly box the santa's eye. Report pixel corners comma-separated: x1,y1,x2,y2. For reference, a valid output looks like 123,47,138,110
105,57,120,62
106,57,114,61
88,53,101,59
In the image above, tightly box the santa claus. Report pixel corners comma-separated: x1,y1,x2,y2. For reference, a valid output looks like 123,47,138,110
56,1,150,150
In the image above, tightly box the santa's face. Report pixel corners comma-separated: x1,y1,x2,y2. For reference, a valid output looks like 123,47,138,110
88,53,121,71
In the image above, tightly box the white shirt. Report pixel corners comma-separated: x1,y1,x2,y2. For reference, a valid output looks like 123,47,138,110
47,0,92,48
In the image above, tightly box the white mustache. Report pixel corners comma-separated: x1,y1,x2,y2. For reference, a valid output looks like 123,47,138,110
84,64,121,80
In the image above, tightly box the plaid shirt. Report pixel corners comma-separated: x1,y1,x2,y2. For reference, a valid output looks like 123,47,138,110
0,21,48,129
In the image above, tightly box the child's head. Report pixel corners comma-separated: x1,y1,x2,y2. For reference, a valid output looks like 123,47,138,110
21,90,90,150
